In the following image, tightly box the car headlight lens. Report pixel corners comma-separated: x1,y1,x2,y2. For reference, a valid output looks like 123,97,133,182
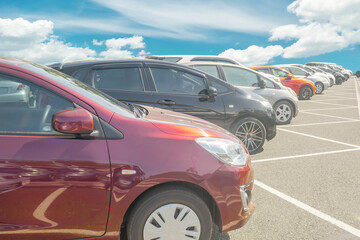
196,137,248,166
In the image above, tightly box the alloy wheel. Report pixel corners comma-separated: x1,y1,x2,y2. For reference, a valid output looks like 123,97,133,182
235,120,264,153
301,88,311,99
275,104,292,123
143,204,201,240
315,83,323,94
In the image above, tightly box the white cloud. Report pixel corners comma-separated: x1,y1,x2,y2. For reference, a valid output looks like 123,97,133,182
219,45,284,66
269,0,360,58
90,0,289,40
0,18,149,64
104,36,145,50
0,18,96,63
92,39,104,46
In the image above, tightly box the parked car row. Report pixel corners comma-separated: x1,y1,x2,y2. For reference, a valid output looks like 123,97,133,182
0,55,353,240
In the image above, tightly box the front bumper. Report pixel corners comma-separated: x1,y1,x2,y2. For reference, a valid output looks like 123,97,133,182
200,163,254,232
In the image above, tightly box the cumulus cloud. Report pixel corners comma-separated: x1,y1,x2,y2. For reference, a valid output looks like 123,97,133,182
219,45,284,66
0,18,149,64
0,18,96,63
270,0,360,58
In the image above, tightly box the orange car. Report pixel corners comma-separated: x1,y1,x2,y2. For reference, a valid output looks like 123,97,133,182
252,66,316,100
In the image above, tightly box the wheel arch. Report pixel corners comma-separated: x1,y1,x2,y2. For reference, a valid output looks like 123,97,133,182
272,99,296,117
120,181,223,238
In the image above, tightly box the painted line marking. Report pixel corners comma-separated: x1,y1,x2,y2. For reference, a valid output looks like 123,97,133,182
300,101,356,107
300,106,357,112
252,148,360,163
355,78,360,120
299,111,359,121
278,128,360,148
279,120,360,128
254,180,360,238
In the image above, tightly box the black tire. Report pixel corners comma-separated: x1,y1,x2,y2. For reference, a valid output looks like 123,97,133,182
336,76,343,85
314,82,324,94
273,101,294,125
298,86,313,100
231,117,266,154
127,186,213,240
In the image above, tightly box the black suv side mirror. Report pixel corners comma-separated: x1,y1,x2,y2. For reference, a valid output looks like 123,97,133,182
208,86,217,97
259,80,266,89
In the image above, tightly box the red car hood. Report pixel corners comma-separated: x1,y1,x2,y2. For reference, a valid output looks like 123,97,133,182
142,106,235,139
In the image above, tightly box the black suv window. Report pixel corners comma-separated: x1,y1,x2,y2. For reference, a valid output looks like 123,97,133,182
93,68,144,91
0,74,74,135
150,67,207,95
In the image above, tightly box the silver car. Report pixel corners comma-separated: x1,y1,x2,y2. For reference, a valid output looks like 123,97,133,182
183,62,299,125
0,79,30,105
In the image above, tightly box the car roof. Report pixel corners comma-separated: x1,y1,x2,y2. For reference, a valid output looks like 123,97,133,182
146,55,242,65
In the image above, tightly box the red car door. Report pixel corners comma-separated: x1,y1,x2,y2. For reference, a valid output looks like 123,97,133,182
0,71,111,239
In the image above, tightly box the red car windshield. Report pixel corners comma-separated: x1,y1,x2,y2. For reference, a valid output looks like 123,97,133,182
16,60,136,118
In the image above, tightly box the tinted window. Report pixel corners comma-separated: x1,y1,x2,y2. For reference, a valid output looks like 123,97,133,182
271,68,289,78
72,68,89,81
259,76,275,89
209,78,231,94
255,68,270,74
289,67,307,75
93,68,144,91
150,67,207,95
0,74,74,134
193,65,220,78
222,66,259,87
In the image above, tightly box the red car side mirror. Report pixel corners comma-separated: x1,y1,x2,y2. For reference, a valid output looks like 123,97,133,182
286,74,292,80
53,108,93,134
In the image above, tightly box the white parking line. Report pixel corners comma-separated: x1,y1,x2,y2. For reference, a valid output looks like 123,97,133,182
254,180,360,238
279,120,360,128
354,78,360,119
278,128,360,148
300,106,357,112
300,101,356,107
252,148,360,163
299,111,359,121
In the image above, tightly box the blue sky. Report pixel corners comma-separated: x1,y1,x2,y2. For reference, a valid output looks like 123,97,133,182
0,0,359,71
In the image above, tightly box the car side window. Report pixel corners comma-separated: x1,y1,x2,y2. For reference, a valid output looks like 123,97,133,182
289,67,307,75
222,66,259,87
255,68,269,74
150,67,207,95
271,68,289,78
0,74,75,134
209,78,230,94
193,65,220,78
93,68,144,91
259,76,275,89
72,68,89,81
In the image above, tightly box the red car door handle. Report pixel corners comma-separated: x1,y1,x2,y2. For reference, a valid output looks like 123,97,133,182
157,99,176,105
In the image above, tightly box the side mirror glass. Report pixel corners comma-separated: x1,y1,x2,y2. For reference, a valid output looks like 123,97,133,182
259,80,266,88
208,86,217,97
53,108,93,134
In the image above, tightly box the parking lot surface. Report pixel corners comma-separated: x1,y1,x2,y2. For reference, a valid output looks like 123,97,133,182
217,77,360,240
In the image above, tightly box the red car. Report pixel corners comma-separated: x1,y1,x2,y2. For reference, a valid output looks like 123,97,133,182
252,66,316,100
0,57,254,240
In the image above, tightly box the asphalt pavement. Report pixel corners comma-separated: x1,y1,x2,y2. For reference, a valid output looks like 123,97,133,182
216,76,360,240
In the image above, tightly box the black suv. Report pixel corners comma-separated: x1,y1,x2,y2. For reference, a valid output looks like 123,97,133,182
49,59,276,153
